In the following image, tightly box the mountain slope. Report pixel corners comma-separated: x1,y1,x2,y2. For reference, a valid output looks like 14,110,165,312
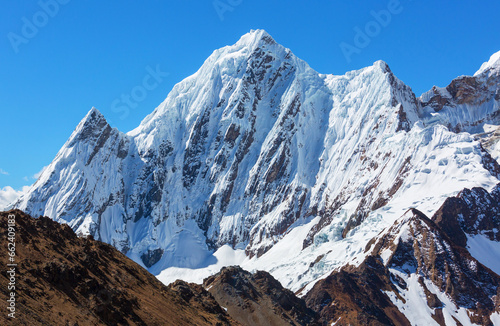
305,203,500,326
432,184,500,275
0,210,237,326
203,266,319,326
12,31,500,295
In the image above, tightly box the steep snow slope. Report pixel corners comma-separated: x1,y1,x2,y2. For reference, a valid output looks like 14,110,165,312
14,31,500,295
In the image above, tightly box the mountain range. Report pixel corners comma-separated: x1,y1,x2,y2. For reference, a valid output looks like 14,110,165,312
7,29,500,324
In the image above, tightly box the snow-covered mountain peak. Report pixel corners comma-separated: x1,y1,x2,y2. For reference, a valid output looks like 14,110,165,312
372,59,391,73
70,107,110,141
204,28,282,65
418,50,500,138
474,50,500,76
205,29,289,71
86,106,102,117
347,59,406,92
129,29,311,151
236,29,275,48
81,106,105,124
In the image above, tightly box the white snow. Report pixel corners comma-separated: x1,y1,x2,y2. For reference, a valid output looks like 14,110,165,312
474,50,500,76
490,312,500,325
157,244,246,285
331,317,341,325
423,278,481,326
386,269,482,326
466,233,500,275
384,272,438,326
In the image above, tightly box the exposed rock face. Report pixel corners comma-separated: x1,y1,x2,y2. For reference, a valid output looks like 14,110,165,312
168,280,237,325
0,210,237,326
304,255,411,326
305,206,500,326
419,58,500,133
377,209,499,321
203,266,319,326
433,183,500,244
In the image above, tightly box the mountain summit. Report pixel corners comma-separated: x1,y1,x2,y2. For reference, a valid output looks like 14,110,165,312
14,31,500,312
475,50,500,76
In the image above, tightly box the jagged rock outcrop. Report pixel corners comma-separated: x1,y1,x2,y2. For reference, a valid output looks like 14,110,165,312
203,266,319,326
419,51,500,133
305,254,411,326
432,183,500,245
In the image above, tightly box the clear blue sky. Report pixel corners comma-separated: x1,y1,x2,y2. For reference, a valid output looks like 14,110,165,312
1,0,499,190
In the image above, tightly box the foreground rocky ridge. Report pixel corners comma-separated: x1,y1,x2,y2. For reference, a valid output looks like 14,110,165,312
0,210,238,326
433,184,500,244
204,266,319,326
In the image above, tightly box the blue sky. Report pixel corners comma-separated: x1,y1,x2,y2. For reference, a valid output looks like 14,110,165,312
1,0,499,190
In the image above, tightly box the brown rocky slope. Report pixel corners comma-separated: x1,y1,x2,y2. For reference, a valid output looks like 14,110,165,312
203,266,319,326
0,210,238,326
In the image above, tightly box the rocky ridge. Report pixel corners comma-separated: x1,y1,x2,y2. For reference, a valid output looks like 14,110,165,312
203,266,319,326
